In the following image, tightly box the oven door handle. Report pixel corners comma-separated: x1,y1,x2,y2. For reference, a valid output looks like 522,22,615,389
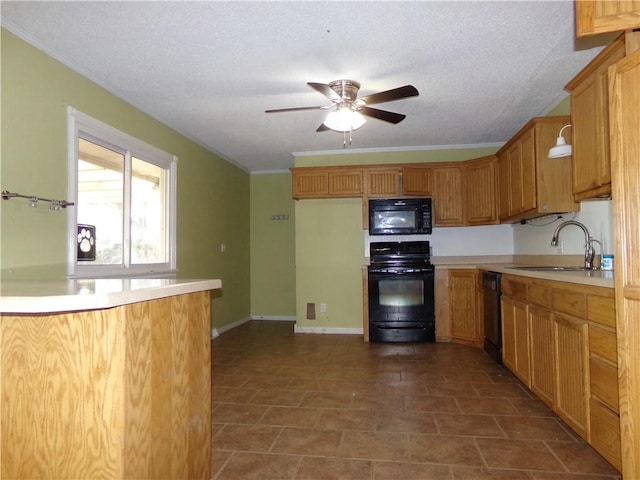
375,324,428,330
368,269,433,274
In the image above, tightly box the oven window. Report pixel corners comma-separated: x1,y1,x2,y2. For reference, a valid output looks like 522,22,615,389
374,211,416,229
378,279,424,306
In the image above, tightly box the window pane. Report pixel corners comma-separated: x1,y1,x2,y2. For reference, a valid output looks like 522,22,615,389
131,157,167,264
77,138,124,264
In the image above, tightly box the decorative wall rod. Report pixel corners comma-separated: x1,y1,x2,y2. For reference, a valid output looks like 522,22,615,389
1,190,75,210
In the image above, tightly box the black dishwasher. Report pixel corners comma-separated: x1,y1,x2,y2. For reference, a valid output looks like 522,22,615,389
482,271,502,363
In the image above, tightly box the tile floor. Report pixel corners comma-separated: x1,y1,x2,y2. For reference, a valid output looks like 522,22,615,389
212,320,620,480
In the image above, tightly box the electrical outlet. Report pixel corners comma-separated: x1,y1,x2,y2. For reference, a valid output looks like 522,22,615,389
320,303,326,313
556,240,564,254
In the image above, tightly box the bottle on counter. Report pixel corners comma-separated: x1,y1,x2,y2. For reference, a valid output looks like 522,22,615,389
602,254,614,271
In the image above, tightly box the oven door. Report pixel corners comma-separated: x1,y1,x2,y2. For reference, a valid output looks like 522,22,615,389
368,267,435,342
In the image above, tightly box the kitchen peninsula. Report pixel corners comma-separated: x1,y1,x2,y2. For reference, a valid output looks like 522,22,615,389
0,278,221,480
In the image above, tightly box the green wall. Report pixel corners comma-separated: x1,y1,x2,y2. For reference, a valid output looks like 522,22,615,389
250,173,296,317
0,29,250,329
295,198,364,330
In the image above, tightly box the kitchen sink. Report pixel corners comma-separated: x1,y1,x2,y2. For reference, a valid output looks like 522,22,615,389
510,266,589,271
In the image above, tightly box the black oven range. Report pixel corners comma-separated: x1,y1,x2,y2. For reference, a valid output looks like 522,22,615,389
368,241,435,343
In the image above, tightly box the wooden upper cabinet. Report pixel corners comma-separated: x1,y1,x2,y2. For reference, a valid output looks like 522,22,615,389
291,168,329,199
328,169,363,197
496,116,579,223
575,0,640,37
497,152,511,219
464,155,498,225
432,165,464,226
291,167,363,199
402,166,433,196
565,35,626,201
366,168,401,198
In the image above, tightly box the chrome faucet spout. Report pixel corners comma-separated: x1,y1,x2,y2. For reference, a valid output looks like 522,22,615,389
550,220,596,269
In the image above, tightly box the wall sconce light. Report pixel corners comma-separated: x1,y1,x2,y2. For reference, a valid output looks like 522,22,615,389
548,124,573,158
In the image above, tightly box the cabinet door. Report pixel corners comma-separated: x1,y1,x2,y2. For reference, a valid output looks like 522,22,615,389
569,38,625,200
432,166,464,226
502,296,517,373
497,152,511,220
464,156,497,225
519,128,537,212
367,169,400,198
529,306,556,408
449,270,480,342
513,299,531,386
292,170,329,198
554,313,589,439
402,166,433,196
576,1,640,37
506,143,523,216
328,169,363,196
502,296,530,385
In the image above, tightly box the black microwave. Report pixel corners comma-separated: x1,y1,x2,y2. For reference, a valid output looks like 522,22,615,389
369,198,432,235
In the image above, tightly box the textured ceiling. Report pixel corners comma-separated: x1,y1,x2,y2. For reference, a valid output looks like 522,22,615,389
1,1,609,172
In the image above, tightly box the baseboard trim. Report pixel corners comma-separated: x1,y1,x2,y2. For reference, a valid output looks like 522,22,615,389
294,325,364,335
211,316,252,338
250,315,297,322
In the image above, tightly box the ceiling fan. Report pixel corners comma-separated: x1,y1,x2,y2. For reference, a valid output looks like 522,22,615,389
265,80,419,133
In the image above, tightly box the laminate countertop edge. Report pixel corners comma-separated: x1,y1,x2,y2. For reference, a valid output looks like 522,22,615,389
435,263,614,289
0,278,222,314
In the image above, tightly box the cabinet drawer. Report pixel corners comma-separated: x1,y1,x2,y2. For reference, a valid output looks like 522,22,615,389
589,398,622,472
553,289,586,318
587,294,616,328
590,357,619,411
528,283,552,308
589,325,617,364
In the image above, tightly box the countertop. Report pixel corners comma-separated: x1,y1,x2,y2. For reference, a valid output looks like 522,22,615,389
434,261,614,289
0,278,222,314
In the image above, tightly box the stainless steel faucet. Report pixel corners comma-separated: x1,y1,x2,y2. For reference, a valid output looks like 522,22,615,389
550,220,596,270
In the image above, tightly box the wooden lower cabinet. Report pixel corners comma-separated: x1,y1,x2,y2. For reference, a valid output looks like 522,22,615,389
448,269,481,344
501,296,530,385
1,292,212,480
590,398,622,471
499,274,620,471
529,306,555,407
554,313,590,439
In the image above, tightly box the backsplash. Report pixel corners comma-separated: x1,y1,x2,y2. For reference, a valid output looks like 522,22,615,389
513,199,613,256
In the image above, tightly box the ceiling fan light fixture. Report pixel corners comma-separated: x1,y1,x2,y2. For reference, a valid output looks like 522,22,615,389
323,108,366,132
548,124,573,158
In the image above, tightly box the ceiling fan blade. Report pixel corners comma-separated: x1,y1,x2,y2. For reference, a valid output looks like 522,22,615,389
358,85,419,105
265,105,326,113
307,82,343,102
358,106,406,124
316,124,330,132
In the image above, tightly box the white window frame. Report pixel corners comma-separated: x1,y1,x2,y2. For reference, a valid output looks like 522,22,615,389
67,107,177,278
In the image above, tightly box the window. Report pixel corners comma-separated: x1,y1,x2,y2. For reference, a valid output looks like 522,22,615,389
67,107,177,277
